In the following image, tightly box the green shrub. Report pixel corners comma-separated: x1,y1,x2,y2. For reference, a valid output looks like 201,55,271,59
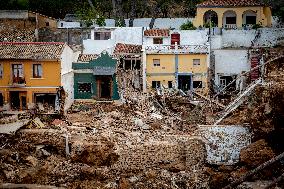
252,23,262,29
180,21,196,30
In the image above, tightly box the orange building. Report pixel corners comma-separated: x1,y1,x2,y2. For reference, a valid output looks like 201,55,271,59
0,42,74,111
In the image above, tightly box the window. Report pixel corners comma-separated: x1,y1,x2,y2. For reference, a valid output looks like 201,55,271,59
168,81,173,88
45,22,49,27
33,64,42,78
78,83,92,93
12,64,24,83
226,17,236,24
193,81,202,88
193,59,200,66
94,32,111,40
0,64,3,78
61,23,64,27
153,38,163,44
153,59,160,67
152,81,161,89
246,16,256,25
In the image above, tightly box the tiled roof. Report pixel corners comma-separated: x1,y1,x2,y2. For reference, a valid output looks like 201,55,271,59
113,43,142,54
144,29,170,37
197,0,263,7
77,54,99,62
0,29,35,42
0,42,66,60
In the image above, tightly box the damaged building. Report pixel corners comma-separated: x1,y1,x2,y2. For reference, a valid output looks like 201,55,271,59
0,42,74,111
73,52,120,100
143,29,209,94
73,43,142,101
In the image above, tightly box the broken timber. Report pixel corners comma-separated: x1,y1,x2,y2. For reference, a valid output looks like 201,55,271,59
193,91,225,108
214,55,284,98
223,152,284,189
214,78,261,125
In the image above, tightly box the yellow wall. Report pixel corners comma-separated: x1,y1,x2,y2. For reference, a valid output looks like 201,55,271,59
146,53,208,93
0,60,61,108
193,6,272,28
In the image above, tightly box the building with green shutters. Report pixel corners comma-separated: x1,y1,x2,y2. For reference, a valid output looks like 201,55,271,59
72,52,120,100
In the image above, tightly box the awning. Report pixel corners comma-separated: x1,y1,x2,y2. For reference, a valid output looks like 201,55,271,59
93,66,116,75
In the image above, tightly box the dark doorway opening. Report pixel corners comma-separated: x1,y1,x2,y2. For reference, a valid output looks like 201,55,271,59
97,76,112,99
10,91,20,110
0,93,3,107
178,75,191,91
204,10,218,27
219,76,236,91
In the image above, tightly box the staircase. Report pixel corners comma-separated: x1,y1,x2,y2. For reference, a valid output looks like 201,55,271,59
214,78,262,125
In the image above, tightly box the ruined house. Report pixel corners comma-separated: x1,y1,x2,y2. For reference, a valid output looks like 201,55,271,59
73,52,119,100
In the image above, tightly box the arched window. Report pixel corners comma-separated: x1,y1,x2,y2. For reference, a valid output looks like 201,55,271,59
203,10,218,27
223,10,237,29
243,10,257,26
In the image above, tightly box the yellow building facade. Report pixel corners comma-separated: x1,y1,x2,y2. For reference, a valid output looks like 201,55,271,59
0,42,73,111
193,0,272,28
146,53,208,94
0,60,61,110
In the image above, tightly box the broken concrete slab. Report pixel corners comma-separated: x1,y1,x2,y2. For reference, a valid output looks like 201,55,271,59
0,120,29,134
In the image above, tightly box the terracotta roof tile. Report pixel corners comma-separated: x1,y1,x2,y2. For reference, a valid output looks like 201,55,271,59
113,43,142,54
77,54,99,62
197,0,263,7
0,42,66,60
0,29,35,42
144,29,170,37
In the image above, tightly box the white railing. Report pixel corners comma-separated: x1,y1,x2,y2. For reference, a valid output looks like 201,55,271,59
224,24,237,29
145,44,209,54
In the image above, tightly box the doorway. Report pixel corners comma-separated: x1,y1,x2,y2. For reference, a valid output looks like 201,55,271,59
10,91,27,110
178,75,192,91
96,76,112,99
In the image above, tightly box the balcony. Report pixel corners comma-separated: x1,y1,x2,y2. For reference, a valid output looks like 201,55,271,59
144,44,209,54
11,77,26,86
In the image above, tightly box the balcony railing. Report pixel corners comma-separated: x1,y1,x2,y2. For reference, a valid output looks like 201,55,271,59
12,77,26,86
224,24,237,29
145,44,209,54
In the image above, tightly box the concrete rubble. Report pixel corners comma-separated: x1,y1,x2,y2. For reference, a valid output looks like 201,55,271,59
0,48,283,188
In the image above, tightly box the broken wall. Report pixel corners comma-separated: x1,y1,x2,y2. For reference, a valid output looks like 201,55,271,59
198,125,251,165
212,28,284,49
38,28,91,46
112,138,206,171
214,49,249,88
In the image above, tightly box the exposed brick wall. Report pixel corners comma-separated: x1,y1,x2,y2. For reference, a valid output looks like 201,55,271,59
112,138,206,171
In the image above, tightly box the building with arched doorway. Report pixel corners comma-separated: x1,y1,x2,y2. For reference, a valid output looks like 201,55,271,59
193,0,272,29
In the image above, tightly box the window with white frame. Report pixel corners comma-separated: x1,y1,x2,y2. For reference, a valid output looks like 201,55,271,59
153,59,160,67
33,64,43,78
193,59,200,66
193,81,203,88
152,81,161,89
